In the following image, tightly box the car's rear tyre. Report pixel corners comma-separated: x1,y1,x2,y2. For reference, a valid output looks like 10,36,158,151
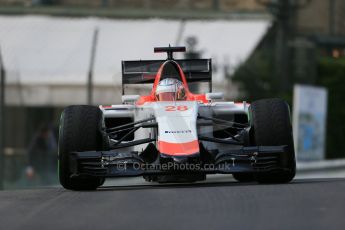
58,105,105,190
232,173,255,182
249,98,296,183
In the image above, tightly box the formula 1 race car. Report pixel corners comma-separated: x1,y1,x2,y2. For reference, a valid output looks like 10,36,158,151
58,46,296,190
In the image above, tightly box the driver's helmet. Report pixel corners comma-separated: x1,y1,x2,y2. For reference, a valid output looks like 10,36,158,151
155,78,186,101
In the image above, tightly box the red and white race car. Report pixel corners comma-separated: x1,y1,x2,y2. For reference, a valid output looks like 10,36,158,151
58,46,296,190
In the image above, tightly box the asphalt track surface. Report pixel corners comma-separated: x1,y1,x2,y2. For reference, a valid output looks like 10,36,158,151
1,176,345,230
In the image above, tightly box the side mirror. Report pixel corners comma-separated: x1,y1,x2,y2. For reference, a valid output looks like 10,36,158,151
206,92,224,101
122,95,140,104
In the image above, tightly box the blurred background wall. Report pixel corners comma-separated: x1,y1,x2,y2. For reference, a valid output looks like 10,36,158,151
231,0,345,160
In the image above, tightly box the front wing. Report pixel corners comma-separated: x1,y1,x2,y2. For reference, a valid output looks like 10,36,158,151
69,145,289,178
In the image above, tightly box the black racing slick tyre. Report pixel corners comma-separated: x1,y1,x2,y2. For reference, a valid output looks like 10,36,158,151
249,98,296,183
232,173,255,182
58,105,105,190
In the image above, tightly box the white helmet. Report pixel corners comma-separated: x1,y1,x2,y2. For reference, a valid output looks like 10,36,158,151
155,78,186,101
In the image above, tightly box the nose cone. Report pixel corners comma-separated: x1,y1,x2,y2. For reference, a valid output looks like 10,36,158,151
160,152,201,165
154,101,200,156
158,140,200,156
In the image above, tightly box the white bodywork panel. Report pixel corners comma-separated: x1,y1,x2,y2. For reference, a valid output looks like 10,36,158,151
101,101,249,153
152,101,198,145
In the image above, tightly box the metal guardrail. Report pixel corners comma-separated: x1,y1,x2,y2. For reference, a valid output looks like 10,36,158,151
297,159,345,172
0,6,270,20
0,0,261,12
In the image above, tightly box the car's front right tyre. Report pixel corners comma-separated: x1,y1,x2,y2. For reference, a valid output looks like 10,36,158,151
232,173,255,182
58,105,105,190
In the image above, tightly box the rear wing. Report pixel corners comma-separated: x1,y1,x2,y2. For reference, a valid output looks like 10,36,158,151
121,59,212,94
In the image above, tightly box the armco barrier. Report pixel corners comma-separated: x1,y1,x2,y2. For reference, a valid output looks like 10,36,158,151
297,159,345,172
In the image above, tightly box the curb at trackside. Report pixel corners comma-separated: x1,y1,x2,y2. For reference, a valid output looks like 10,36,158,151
297,159,345,172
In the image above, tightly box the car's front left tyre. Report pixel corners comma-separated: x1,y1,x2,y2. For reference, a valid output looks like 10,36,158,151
249,98,296,183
